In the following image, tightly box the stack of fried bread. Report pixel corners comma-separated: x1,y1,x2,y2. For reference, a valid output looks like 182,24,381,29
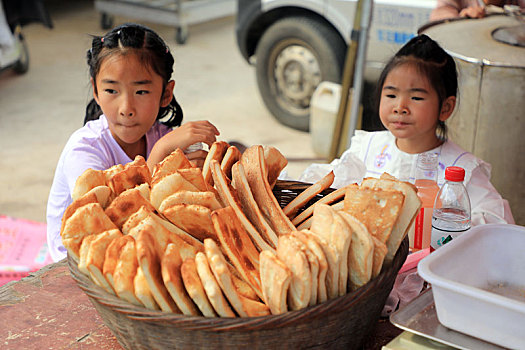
62,142,421,317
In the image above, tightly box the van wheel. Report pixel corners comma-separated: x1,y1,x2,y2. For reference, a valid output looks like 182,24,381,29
255,16,346,131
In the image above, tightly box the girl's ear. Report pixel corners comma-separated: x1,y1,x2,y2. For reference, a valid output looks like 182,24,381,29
91,78,100,105
439,96,456,122
161,80,175,107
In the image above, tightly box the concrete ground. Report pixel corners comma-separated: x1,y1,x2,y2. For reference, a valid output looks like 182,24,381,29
0,0,323,224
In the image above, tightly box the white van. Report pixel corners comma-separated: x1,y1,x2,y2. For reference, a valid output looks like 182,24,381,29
236,0,437,131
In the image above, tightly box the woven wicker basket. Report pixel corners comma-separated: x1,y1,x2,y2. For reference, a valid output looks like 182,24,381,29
68,180,409,350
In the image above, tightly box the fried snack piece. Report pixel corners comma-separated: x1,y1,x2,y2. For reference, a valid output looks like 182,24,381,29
105,187,156,229
241,145,295,235
291,234,319,306
231,162,278,249
161,243,200,315
195,251,236,317
310,204,352,296
103,164,125,184
361,176,421,262
202,141,229,186
211,159,275,252
292,230,329,304
60,185,112,235
276,234,312,311
113,237,142,307
220,145,241,179
61,202,118,261
78,234,97,276
343,184,404,245
211,206,263,300
178,167,208,192
337,211,374,291
134,226,181,313
109,155,151,196
150,171,201,210
159,190,222,213
134,266,160,310
86,228,123,294
162,204,217,243
152,148,192,185
283,171,335,219
72,168,106,201
263,146,288,189
181,257,217,317
103,235,133,291
123,206,204,251
291,186,347,227
205,239,270,317
370,235,388,278
259,250,292,315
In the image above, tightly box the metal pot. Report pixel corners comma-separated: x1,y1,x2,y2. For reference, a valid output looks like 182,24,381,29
422,14,525,225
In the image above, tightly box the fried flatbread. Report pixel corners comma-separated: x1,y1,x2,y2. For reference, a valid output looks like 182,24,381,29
370,235,388,278
211,206,263,300
105,187,156,229
289,233,319,306
123,206,203,251
181,257,217,317
134,265,160,310
78,234,97,276
211,159,275,252
283,171,334,219
152,148,192,185
220,145,241,179
337,211,374,291
343,184,404,245
159,190,222,213
263,146,288,189
178,167,208,192
276,234,311,311
231,162,278,249
72,168,107,201
113,237,142,306
292,230,328,304
162,204,217,243
109,156,152,196
103,235,133,291
150,171,201,210
161,243,200,315
310,204,352,296
259,250,292,315
86,228,122,294
195,251,236,317
241,145,295,235
205,239,270,317
134,226,181,313
103,164,125,183
291,186,347,226
61,202,118,261
361,177,421,262
60,185,112,237
202,141,229,186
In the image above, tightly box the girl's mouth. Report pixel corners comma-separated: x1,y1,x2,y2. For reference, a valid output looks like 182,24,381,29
391,121,409,128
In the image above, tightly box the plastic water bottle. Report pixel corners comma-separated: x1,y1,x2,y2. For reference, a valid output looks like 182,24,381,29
412,153,439,251
430,166,471,251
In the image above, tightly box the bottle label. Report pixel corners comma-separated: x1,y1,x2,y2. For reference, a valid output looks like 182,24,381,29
413,207,433,250
430,225,470,251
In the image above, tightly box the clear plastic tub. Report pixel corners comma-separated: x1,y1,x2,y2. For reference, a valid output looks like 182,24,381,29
418,224,525,349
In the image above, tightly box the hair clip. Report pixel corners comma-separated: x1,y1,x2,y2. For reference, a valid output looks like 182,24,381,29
166,47,169,53
101,37,104,43
117,30,121,36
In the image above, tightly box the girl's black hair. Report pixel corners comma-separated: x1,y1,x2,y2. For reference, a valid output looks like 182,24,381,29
375,34,458,140
84,23,183,127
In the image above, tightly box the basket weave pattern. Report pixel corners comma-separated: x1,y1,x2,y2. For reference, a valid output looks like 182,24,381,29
68,181,409,350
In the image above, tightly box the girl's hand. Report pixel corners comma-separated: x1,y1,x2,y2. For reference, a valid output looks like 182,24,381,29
459,5,485,18
148,120,220,171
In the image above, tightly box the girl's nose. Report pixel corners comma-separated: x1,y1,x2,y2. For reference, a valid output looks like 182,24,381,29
393,102,408,115
120,96,135,117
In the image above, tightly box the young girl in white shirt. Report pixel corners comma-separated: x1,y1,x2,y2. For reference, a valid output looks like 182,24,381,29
46,23,220,261
301,34,514,226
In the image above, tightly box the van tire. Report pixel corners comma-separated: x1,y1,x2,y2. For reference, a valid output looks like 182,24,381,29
255,16,345,131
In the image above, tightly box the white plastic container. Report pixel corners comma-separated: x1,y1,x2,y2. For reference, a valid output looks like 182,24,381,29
418,224,525,349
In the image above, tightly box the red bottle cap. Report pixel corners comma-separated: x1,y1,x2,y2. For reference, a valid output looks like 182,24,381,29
445,166,465,182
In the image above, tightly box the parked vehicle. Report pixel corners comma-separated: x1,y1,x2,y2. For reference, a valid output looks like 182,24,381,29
236,0,437,131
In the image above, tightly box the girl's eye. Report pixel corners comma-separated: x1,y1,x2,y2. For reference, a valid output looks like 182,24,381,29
412,96,424,101
137,90,150,95
104,88,117,94
385,94,396,99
